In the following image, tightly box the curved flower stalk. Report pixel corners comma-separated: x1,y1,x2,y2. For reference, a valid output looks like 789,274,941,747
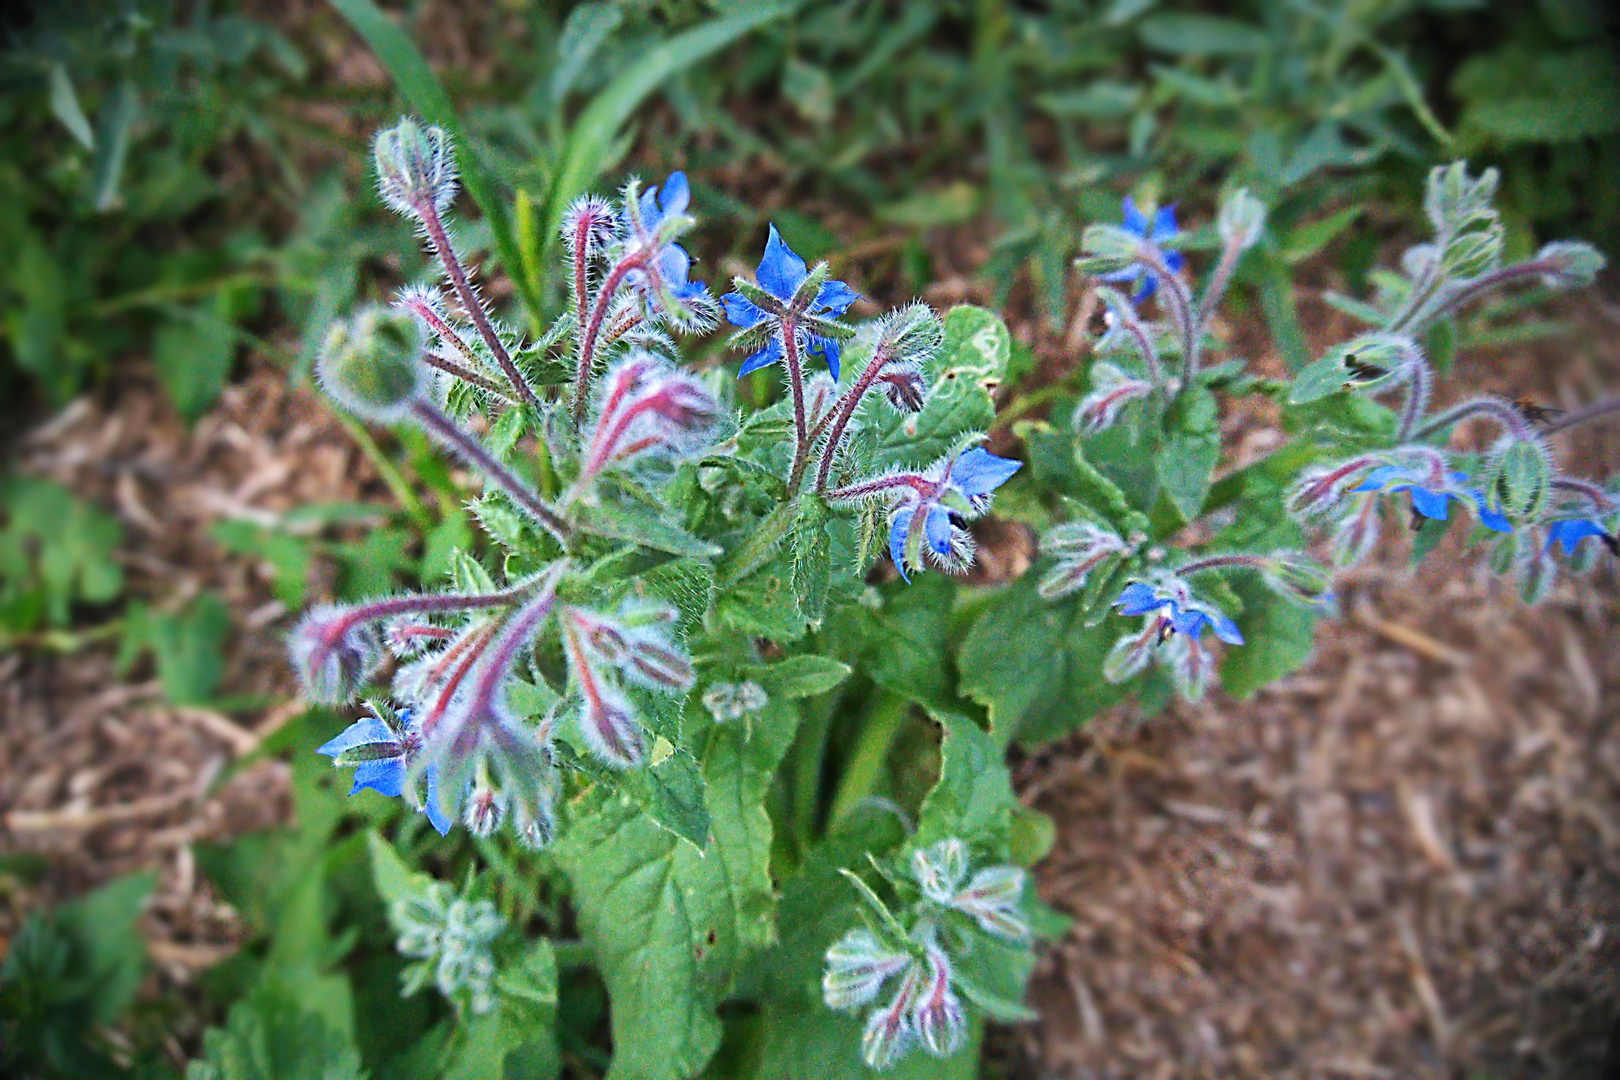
823,838,1031,1070
560,600,694,769
1037,520,1133,600
825,446,1021,581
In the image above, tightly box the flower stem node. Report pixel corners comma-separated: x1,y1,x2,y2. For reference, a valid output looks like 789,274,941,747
317,305,428,423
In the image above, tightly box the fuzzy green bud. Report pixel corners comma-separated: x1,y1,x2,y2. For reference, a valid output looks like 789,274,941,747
1535,240,1607,290
1482,436,1551,519
374,117,458,216
1075,223,1141,277
1216,187,1266,252
1260,550,1333,607
317,305,428,423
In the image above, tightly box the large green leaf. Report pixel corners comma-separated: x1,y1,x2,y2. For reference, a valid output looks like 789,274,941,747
914,710,1018,851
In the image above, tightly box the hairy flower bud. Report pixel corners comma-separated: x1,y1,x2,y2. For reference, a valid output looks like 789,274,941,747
949,866,1029,941
1038,521,1129,600
1481,435,1551,519
911,945,965,1058
911,838,968,904
317,305,428,423
1260,550,1333,607
374,117,458,217
562,194,616,255
1535,240,1606,290
823,929,911,1012
291,605,385,705
1073,362,1152,436
702,680,769,723
579,681,643,769
861,963,922,1070
877,365,927,413
1216,187,1266,252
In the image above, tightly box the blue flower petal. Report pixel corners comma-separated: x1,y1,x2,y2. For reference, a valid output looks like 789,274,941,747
1152,204,1179,240
658,171,689,218
888,506,915,583
949,448,1022,498
736,338,782,377
1547,517,1608,555
1348,465,1405,494
1121,196,1147,236
813,279,859,316
1132,273,1157,303
721,291,768,329
421,765,452,836
757,224,808,300
658,243,692,286
808,334,841,381
1407,485,1453,522
1164,249,1185,274
1168,605,1211,639
1114,582,1165,616
349,756,406,799
1210,613,1245,646
924,504,954,557
1467,491,1513,533
316,716,396,759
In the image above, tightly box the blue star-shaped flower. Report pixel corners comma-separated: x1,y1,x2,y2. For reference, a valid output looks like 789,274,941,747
623,172,709,311
886,448,1022,582
1102,196,1185,302
1546,516,1616,556
1349,465,1512,533
316,706,451,835
1114,581,1245,645
722,225,859,379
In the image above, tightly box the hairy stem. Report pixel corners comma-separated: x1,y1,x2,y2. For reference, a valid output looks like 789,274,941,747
1395,358,1432,442
570,257,639,427
1177,553,1269,577
782,316,812,492
1196,241,1243,335
1428,257,1556,323
422,353,515,401
1542,396,1620,437
410,398,572,544
1413,396,1537,442
1140,247,1198,382
412,197,539,409
825,472,935,504
1550,476,1613,510
813,344,894,493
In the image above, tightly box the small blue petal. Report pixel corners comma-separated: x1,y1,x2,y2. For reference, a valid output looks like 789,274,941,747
721,291,769,329
1121,196,1147,236
1407,485,1453,522
813,279,860,316
949,448,1022,497
316,716,396,759
659,243,692,285
350,757,406,799
924,504,954,557
1164,250,1185,274
1547,518,1608,555
1210,613,1245,646
807,334,841,381
1465,491,1513,533
1132,273,1157,303
1152,204,1179,240
888,506,915,583
1349,465,1405,493
1169,605,1211,639
658,171,689,218
736,339,782,377
757,224,808,300
421,765,452,836
1114,582,1165,616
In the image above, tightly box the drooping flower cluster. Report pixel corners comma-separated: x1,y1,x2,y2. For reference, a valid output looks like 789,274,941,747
822,838,1029,1070
1105,576,1244,702
560,601,693,769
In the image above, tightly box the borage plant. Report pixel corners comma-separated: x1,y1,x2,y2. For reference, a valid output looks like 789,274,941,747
286,117,1610,1078
291,117,1050,1079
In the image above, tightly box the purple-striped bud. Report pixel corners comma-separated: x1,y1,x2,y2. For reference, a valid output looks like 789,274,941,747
1259,550,1333,607
911,839,968,905
910,945,966,1058
1038,521,1130,600
1073,362,1152,436
383,619,452,659
373,117,457,217
579,682,643,769
877,366,927,414
1102,623,1157,685
949,866,1029,941
1286,457,1375,520
463,786,504,838
290,605,385,705
624,638,695,694
861,963,922,1070
823,929,911,1012
1331,497,1382,569
582,355,720,479
1164,634,1214,702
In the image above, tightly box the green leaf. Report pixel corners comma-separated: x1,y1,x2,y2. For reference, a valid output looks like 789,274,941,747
744,655,852,700
328,0,541,320
715,550,807,642
186,974,363,1080
1218,580,1319,699
1156,432,1221,522
1139,14,1268,56
552,2,625,103
873,182,982,228
1281,205,1364,265
146,595,231,705
154,303,236,425
365,831,432,908
1034,81,1142,119
48,63,94,149
790,496,831,625
0,477,123,630
577,501,722,559
915,711,1016,850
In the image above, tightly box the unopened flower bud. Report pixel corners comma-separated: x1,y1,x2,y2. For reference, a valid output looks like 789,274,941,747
911,838,968,904
1481,435,1550,519
1073,362,1152,436
562,194,616,255
290,605,384,705
463,786,504,838
1102,626,1156,684
579,683,643,769
823,929,911,1012
1164,634,1215,702
911,945,965,1058
862,963,923,1070
1513,529,1558,605
702,680,768,723
317,305,428,423
949,866,1029,941
624,638,695,693
1217,187,1266,252
877,366,927,413
374,117,458,216
1535,240,1606,290
1038,521,1129,600
1260,550,1333,607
